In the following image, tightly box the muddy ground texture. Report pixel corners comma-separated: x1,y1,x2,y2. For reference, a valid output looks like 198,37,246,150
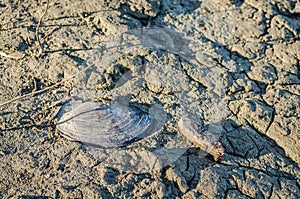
0,0,300,198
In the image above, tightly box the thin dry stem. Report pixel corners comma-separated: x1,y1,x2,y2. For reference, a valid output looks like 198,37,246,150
36,0,50,53
0,66,91,108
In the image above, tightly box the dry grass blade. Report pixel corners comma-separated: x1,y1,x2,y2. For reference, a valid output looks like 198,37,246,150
36,0,50,54
0,66,91,108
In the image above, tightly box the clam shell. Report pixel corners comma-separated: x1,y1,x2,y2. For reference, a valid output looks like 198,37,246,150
57,101,154,148
178,117,225,161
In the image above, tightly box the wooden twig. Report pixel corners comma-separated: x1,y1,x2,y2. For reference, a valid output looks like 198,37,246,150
36,0,50,53
178,118,225,162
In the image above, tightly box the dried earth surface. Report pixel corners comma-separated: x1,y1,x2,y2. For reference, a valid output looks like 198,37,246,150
0,0,299,198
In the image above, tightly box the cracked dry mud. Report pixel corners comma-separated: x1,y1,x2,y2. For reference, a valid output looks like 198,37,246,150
0,0,299,198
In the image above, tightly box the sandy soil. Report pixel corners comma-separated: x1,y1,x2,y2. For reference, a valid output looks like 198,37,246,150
0,0,299,198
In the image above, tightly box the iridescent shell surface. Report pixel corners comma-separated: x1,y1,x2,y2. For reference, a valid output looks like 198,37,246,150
57,101,154,148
